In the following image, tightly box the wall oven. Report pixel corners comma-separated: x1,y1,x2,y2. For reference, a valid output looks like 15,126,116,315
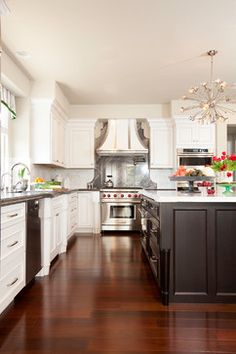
177,148,213,167
177,148,214,190
100,189,141,231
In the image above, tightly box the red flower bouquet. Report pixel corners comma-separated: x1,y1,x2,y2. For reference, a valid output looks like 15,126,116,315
211,151,236,174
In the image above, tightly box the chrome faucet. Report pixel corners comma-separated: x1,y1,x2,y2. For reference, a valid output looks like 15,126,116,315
1,172,11,192
10,162,30,192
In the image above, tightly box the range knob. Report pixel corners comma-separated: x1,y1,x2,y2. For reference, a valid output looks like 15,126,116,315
107,194,111,198
128,194,132,197
121,194,124,198
134,194,138,198
103,193,106,197
113,194,117,198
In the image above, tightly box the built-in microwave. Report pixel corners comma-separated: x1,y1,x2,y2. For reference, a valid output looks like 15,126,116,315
177,148,213,168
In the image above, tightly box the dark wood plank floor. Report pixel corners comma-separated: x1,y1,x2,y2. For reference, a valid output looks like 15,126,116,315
1,234,236,354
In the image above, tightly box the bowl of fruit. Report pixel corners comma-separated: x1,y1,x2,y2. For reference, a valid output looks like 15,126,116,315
169,167,215,193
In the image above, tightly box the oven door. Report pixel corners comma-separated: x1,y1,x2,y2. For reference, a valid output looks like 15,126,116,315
178,154,212,168
101,202,141,231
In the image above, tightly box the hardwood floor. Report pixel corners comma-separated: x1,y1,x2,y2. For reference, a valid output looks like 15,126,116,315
1,233,236,353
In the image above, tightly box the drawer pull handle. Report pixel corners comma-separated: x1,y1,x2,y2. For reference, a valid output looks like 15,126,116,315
56,213,59,216
7,240,19,248
7,213,18,218
7,277,19,287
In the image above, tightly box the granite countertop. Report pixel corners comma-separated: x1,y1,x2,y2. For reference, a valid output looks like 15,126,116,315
142,189,236,203
0,188,101,206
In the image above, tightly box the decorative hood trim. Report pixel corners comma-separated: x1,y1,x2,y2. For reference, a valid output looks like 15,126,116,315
96,119,148,156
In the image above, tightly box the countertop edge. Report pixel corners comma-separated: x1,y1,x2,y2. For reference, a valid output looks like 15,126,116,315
0,188,101,206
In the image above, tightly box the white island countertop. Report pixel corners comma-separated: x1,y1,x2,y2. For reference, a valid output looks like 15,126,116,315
142,189,236,203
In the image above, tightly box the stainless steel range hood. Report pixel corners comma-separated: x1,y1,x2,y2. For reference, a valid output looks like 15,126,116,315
96,119,148,156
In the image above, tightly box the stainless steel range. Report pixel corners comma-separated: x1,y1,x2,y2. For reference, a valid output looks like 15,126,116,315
100,189,142,231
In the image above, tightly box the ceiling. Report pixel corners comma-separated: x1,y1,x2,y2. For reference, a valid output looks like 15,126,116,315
2,0,236,104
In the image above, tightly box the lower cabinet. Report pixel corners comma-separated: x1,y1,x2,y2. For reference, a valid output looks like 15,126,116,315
50,203,63,261
77,191,100,233
67,192,78,239
168,203,236,303
39,195,68,276
0,203,26,314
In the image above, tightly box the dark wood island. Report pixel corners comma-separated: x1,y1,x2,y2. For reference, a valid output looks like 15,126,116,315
140,190,236,305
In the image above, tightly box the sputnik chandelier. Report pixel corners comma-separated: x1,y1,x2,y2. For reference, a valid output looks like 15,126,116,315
181,50,236,124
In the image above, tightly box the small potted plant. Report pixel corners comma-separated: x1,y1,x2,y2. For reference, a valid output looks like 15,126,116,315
16,167,28,191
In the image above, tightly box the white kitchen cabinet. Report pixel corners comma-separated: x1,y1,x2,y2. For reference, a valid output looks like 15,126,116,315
67,192,78,239
175,118,215,149
148,119,174,168
50,204,62,261
31,99,67,167
52,111,66,165
77,191,100,233
39,195,68,276
66,120,96,168
51,195,68,261
0,203,26,314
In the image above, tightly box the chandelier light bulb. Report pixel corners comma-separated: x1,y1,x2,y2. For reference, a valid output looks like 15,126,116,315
181,50,236,124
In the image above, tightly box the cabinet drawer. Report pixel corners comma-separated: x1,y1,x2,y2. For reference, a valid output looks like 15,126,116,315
1,203,25,230
1,223,25,260
0,262,25,313
1,246,25,277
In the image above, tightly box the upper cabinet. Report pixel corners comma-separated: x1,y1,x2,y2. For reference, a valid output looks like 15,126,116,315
66,120,96,168
148,119,174,168
175,118,216,149
31,99,67,167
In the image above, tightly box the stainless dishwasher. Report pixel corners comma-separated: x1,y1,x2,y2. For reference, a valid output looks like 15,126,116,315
26,200,42,284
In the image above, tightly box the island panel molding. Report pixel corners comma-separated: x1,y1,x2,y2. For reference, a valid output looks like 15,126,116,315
166,202,236,303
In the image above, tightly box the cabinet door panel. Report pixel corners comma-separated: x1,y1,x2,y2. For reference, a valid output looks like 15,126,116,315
78,193,93,228
151,127,173,168
51,115,59,164
215,210,236,295
197,125,215,147
175,120,215,149
69,128,94,168
176,124,194,147
149,120,173,168
173,209,208,295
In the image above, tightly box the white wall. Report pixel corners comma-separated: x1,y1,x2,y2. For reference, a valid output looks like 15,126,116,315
8,97,31,166
2,50,32,171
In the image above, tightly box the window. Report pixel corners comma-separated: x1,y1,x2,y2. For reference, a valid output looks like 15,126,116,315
1,103,10,175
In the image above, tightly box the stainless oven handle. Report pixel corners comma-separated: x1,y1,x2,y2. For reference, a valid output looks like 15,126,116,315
101,201,141,204
177,153,213,157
